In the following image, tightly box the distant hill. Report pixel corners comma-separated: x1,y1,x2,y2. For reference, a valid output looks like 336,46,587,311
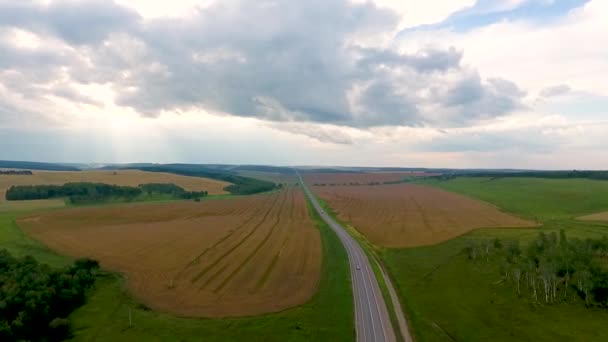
101,163,279,195
0,160,80,171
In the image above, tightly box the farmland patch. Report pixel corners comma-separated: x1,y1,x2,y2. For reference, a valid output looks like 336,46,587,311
304,171,436,186
18,188,321,317
0,170,230,206
313,183,535,247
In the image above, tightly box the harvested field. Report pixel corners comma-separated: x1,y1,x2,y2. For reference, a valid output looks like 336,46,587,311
313,184,535,248
0,169,230,203
18,188,321,317
304,171,437,186
578,211,608,221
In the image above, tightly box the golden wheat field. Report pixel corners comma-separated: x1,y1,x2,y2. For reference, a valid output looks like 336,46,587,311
19,188,322,317
312,183,536,248
0,169,231,204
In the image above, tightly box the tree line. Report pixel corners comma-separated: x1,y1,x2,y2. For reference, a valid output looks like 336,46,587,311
464,231,608,307
132,165,279,195
5,182,208,203
0,170,33,175
0,250,99,341
435,170,608,181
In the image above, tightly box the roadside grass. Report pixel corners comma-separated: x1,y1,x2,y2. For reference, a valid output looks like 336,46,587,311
382,177,608,341
315,196,407,342
0,194,354,341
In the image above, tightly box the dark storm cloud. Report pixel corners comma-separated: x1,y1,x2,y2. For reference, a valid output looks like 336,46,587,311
0,0,526,129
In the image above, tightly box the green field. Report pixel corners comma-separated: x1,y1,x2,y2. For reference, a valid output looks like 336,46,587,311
0,198,354,341
382,177,608,341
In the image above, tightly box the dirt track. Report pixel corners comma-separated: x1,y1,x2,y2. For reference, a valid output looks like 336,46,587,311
19,188,322,317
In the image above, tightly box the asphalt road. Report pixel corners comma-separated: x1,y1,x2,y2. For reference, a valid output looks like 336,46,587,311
299,175,397,342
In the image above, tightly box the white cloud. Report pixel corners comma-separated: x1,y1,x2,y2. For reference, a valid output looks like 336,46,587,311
398,0,608,96
113,0,215,18
0,0,606,168
352,0,475,29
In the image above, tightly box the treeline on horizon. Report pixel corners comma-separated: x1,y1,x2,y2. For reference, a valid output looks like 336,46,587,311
5,182,209,203
131,165,278,195
433,170,608,181
0,160,79,172
0,250,99,341
0,170,33,175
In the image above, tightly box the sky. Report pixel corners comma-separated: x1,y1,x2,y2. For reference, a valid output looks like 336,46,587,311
0,0,606,169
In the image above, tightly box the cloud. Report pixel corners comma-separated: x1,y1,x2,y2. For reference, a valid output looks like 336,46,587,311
0,0,139,45
0,0,525,131
269,122,354,145
540,84,571,98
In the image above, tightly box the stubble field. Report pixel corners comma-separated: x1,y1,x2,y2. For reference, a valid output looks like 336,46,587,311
0,169,231,204
303,171,436,185
313,183,535,247
19,188,322,317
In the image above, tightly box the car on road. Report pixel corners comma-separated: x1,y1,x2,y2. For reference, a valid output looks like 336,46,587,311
356,265,361,270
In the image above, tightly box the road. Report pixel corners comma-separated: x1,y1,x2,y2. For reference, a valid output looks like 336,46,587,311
298,174,397,342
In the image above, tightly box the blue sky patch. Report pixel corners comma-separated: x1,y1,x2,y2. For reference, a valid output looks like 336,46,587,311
400,0,589,35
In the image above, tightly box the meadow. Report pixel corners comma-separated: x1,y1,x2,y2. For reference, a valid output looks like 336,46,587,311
381,177,608,341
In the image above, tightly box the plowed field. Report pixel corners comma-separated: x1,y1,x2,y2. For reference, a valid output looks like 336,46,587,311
313,184,535,248
0,169,230,203
304,172,437,185
19,188,322,317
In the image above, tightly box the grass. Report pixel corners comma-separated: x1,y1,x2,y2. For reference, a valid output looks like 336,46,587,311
315,195,406,342
417,177,608,221
0,195,354,341
380,177,608,341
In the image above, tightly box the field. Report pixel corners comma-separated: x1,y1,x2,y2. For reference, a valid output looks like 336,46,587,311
0,169,231,205
19,188,322,317
238,170,298,185
381,177,608,341
303,171,435,185
0,195,353,341
579,211,608,221
312,183,534,247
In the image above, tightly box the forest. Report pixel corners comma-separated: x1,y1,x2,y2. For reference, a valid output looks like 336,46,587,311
0,250,99,341
0,170,33,175
465,231,608,306
131,165,278,195
5,182,208,203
